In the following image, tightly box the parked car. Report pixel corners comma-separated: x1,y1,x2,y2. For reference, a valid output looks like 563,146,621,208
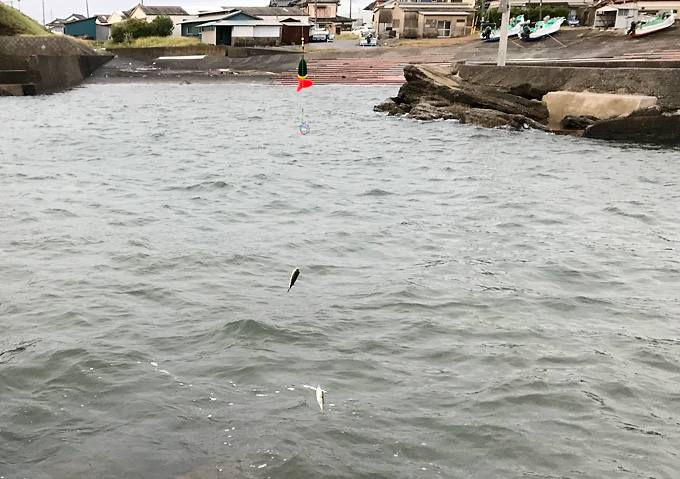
567,14,580,26
351,25,375,36
310,28,333,42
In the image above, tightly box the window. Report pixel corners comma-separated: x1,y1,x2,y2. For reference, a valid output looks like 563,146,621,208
437,20,451,37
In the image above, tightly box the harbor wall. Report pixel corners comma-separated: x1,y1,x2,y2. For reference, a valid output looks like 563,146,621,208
456,63,680,109
105,45,294,59
0,37,112,95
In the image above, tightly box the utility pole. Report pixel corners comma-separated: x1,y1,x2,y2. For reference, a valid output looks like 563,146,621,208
85,0,89,17
42,0,46,26
497,0,511,66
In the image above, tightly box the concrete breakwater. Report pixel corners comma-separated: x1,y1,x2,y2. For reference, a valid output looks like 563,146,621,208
375,61,680,144
105,45,295,60
0,37,112,96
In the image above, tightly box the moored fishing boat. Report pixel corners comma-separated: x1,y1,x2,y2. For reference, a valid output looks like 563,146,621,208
627,10,677,37
480,15,529,42
520,16,564,41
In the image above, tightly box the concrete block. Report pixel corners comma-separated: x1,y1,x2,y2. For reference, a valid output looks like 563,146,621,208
0,84,24,96
543,91,657,127
0,69,38,84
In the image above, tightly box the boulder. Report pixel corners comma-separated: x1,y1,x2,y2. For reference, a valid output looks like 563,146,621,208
460,108,550,131
583,110,680,144
509,83,550,101
376,64,550,131
401,65,549,122
559,115,600,130
374,98,405,116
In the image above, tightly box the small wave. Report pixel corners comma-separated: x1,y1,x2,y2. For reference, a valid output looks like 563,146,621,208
42,208,79,218
166,180,232,191
361,188,392,197
220,319,300,344
603,206,654,224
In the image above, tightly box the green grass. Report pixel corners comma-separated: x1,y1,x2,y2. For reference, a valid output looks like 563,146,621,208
0,3,51,36
78,36,204,50
334,33,360,40
130,36,203,47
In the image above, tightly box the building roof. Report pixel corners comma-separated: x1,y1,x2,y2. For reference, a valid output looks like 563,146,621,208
291,0,341,5
419,10,471,15
47,18,67,27
398,3,473,12
96,15,109,23
180,6,306,24
53,13,87,24
228,6,305,16
119,8,134,19
364,0,390,10
180,12,230,24
135,5,189,16
65,16,97,24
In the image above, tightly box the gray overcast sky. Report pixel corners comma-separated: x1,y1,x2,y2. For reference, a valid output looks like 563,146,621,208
11,0,373,24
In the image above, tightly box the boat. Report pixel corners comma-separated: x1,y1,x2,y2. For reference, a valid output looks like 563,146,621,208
520,17,564,41
359,30,378,46
480,15,529,42
627,10,677,37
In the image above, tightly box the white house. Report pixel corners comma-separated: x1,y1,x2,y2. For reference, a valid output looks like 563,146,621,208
46,13,85,34
128,4,191,36
195,8,310,46
106,9,134,26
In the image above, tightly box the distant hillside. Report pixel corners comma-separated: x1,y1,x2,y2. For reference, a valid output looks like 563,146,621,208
0,3,51,36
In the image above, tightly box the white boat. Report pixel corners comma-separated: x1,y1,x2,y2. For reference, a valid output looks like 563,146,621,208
520,17,564,41
627,10,677,37
359,30,377,46
480,15,529,42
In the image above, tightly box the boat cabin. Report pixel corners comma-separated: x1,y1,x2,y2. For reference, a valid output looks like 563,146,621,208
594,3,638,29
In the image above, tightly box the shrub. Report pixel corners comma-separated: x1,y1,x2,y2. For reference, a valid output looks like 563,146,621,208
110,16,173,43
150,15,174,37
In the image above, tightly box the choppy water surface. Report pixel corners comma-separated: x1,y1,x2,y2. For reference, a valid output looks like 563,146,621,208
1,82,679,479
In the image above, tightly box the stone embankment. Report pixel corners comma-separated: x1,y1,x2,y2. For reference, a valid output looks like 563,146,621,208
0,36,112,96
375,61,680,144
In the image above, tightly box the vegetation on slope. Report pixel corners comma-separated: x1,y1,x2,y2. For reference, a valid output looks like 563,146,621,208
0,3,51,36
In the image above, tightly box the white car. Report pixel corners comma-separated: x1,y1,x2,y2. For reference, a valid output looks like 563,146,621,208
310,28,333,42
351,25,375,36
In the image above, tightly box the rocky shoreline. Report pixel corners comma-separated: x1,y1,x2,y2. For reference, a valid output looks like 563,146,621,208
375,63,680,145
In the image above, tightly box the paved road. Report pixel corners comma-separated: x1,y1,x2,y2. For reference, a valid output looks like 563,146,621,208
290,39,384,52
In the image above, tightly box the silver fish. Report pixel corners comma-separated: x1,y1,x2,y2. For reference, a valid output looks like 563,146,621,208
316,385,325,415
288,268,300,292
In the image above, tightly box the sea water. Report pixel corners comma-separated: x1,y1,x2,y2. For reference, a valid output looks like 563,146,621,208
1,82,679,479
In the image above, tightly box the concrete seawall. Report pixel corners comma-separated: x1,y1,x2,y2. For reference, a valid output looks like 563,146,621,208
456,63,680,109
106,45,298,60
0,37,112,95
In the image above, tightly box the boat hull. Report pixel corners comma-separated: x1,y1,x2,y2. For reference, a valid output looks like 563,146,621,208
627,12,676,37
480,17,527,42
520,18,564,41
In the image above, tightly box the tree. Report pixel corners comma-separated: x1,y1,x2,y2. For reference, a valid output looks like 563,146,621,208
151,15,174,37
110,18,153,42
